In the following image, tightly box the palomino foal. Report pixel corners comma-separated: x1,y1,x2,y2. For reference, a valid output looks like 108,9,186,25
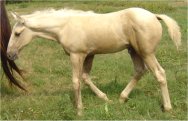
7,8,181,115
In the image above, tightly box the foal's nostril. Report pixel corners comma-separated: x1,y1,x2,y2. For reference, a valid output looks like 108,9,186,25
7,52,12,59
7,54,10,58
7,52,18,60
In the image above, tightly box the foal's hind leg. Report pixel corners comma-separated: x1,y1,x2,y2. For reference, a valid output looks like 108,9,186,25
143,54,172,111
119,48,146,103
82,55,110,102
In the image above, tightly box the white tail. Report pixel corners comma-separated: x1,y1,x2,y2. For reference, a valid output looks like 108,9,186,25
156,14,181,50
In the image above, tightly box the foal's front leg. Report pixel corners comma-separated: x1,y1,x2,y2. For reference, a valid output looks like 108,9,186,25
70,53,86,116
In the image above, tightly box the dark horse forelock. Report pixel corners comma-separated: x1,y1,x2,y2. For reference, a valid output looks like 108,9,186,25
0,1,26,91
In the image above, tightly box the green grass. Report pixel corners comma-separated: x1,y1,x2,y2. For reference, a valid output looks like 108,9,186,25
1,0,187,120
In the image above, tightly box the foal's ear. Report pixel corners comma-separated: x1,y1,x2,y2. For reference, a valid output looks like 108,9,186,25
11,12,25,24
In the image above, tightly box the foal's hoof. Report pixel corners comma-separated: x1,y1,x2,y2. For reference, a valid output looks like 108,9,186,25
77,110,83,116
106,99,113,103
119,97,128,104
164,106,172,112
102,94,111,102
161,105,172,112
119,98,125,104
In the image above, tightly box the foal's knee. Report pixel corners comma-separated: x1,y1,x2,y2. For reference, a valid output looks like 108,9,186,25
73,78,80,90
155,69,166,85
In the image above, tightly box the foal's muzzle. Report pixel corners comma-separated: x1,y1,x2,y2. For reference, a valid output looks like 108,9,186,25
7,50,18,60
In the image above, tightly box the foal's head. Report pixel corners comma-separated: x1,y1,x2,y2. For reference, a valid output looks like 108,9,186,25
7,12,35,60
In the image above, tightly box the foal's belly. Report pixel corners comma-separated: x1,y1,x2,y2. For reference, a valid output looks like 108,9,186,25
62,38,129,55
87,37,129,54
84,26,129,54
94,46,128,54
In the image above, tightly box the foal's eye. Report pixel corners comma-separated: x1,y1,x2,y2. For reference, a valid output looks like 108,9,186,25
15,32,21,36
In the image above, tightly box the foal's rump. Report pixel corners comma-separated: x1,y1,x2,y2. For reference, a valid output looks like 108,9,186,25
120,8,181,55
120,8,162,55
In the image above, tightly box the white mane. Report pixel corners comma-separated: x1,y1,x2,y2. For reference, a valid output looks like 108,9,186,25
22,8,95,18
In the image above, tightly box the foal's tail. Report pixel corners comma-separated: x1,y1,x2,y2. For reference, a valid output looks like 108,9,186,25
156,14,181,50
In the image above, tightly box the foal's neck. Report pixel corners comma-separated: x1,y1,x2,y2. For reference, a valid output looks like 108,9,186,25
25,16,68,42
24,15,68,30
34,31,57,41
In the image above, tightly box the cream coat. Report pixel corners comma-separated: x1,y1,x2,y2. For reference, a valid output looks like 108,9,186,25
7,8,181,116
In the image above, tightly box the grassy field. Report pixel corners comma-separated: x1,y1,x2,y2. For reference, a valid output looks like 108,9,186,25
0,0,187,120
